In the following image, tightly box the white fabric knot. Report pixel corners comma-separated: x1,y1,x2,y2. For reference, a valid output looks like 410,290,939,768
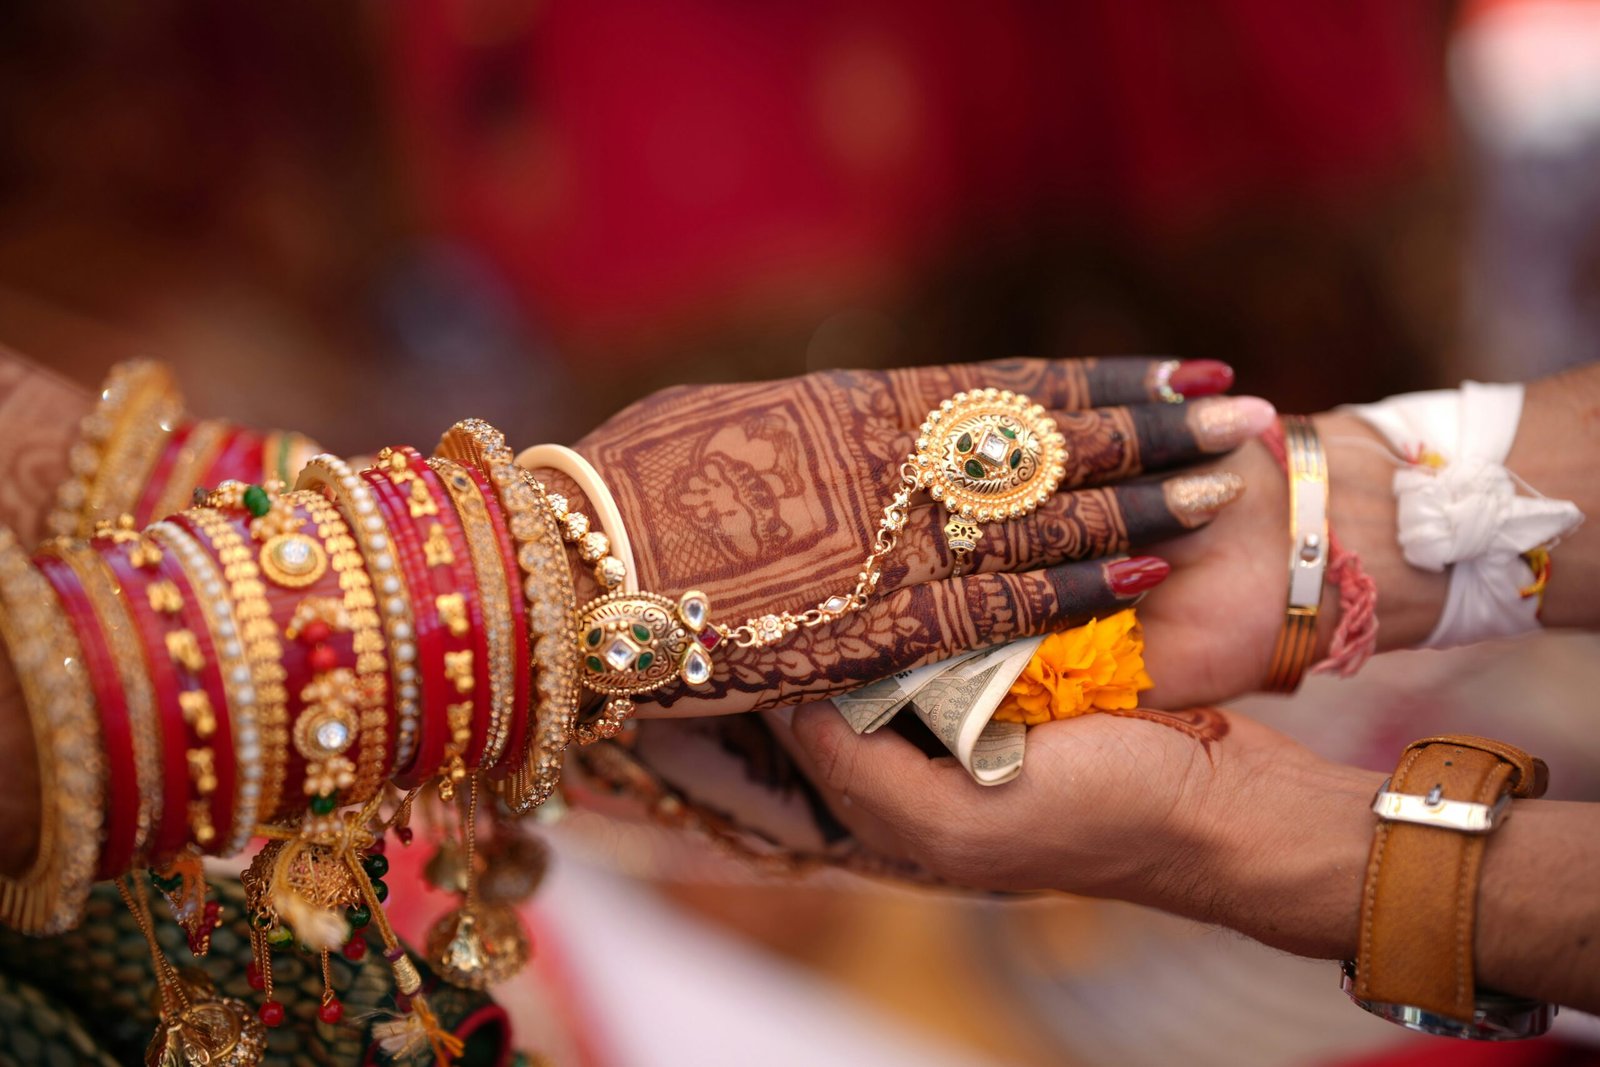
1395,460,1540,572
1346,381,1584,649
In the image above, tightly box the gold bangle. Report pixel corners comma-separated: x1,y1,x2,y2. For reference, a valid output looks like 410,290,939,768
1264,415,1328,692
41,541,163,867
293,487,391,805
436,420,579,812
47,360,183,539
429,457,518,772
0,526,105,934
148,419,229,523
515,443,635,592
146,520,266,856
184,508,290,832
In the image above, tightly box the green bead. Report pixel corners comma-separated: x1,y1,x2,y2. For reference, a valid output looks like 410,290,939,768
243,484,272,518
371,879,389,903
266,925,294,946
1009,449,1022,469
586,655,604,673
362,853,390,879
964,459,985,480
956,432,973,454
309,793,338,815
636,651,654,671
999,425,1017,439
347,904,371,929
586,628,603,647
148,870,181,893
631,623,651,644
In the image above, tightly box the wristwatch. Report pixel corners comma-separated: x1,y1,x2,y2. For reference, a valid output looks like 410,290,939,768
1342,734,1556,1040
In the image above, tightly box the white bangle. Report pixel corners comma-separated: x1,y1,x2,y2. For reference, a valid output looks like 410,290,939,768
515,444,638,594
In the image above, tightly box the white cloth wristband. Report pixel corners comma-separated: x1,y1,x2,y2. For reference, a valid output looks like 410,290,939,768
1344,381,1584,649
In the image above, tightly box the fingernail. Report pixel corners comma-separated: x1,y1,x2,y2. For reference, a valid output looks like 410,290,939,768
1107,555,1171,597
1168,359,1235,398
1189,395,1276,452
1164,471,1246,528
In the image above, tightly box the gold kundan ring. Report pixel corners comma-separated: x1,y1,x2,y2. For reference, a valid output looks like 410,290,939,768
914,389,1067,575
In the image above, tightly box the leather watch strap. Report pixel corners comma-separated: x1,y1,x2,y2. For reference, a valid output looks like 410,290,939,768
1355,734,1548,1021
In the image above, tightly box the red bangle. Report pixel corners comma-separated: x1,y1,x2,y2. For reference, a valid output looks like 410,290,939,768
130,422,196,528
145,525,238,855
364,465,452,787
397,447,493,773
453,458,530,779
33,553,133,878
97,539,199,861
196,426,268,494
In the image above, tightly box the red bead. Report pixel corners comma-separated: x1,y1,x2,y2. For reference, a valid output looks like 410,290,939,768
396,827,414,846
300,620,331,645
342,938,367,961
394,992,412,1014
259,1000,286,1027
246,962,265,991
308,644,338,673
368,834,387,855
318,999,344,1024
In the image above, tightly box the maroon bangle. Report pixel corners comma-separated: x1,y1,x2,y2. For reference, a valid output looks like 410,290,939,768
271,504,353,815
457,458,530,779
130,422,196,528
364,467,452,787
398,447,493,772
97,540,195,862
33,554,132,878
197,427,267,494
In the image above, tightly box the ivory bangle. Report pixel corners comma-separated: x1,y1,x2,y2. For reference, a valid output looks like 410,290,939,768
516,444,638,594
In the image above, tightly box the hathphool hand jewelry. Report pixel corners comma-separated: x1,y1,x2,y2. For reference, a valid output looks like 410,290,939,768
555,388,1069,747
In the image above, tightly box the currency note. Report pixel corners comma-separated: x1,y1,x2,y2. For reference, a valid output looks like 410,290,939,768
832,636,1042,785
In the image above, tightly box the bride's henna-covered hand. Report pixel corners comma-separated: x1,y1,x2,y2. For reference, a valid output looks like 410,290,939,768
527,357,1275,717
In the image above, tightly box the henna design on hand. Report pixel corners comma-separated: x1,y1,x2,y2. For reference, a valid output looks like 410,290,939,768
1102,705,1232,759
0,351,87,545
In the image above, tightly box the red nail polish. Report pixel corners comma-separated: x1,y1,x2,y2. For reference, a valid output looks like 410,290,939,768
1168,360,1234,398
1107,556,1171,597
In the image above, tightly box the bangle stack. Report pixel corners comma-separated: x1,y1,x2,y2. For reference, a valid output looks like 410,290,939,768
0,363,1078,1060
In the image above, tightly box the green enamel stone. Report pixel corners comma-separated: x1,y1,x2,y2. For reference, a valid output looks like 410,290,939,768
586,628,603,647
999,425,1017,439
347,904,371,929
371,879,389,903
956,432,973,453
1009,449,1022,469
631,623,652,644
964,459,986,480
310,792,338,815
636,651,654,671
243,484,272,518
586,655,604,673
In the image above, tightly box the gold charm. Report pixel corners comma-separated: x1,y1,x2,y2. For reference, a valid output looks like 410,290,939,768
147,995,268,1067
914,389,1066,520
425,903,531,991
943,516,981,577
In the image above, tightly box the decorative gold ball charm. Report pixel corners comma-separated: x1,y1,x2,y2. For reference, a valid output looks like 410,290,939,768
914,389,1067,521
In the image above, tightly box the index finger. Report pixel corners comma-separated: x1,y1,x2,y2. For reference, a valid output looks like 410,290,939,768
885,357,1233,421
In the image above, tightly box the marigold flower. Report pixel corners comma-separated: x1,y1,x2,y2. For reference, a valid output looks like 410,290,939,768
993,608,1153,725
